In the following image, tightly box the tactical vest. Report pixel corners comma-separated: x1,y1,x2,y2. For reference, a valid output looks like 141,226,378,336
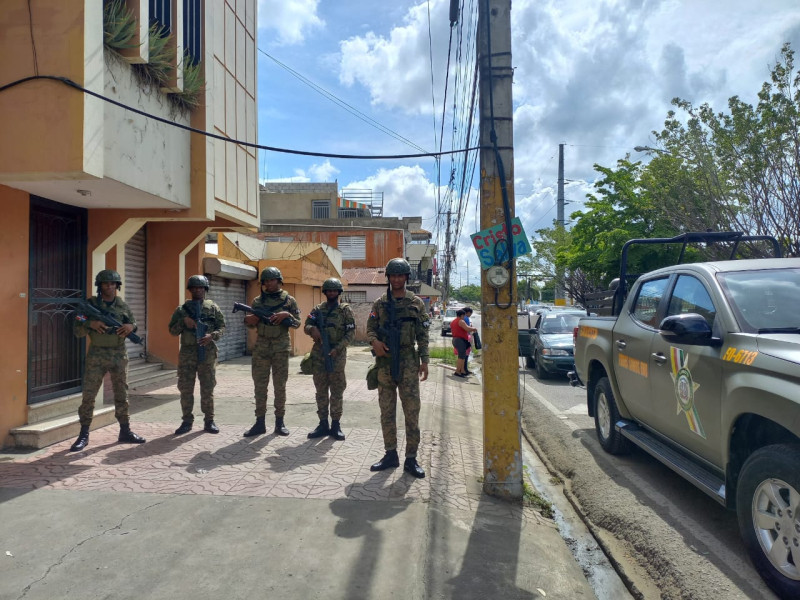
84,296,131,349
179,299,217,348
313,302,350,346
380,296,421,348
255,290,290,339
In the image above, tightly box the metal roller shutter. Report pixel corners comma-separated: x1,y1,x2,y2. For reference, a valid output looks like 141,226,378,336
124,227,147,359
207,275,247,362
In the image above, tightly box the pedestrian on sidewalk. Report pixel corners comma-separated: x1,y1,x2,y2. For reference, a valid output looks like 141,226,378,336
367,258,430,478
69,269,146,452
168,275,226,435
451,309,477,377
303,278,356,441
463,306,476,375
243,267,301,437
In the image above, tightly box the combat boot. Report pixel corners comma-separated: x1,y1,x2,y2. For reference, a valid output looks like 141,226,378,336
307,419,330,439
370,450,399,471
243,416,266,437
274,417,290,436
204,420,219,434
403,457,426,479
118,424,146,444
174,420,192,435
70,426,90,452
329,420,345,441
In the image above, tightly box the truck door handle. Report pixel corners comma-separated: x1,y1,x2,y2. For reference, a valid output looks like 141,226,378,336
615,340,627,350
652,353,667,365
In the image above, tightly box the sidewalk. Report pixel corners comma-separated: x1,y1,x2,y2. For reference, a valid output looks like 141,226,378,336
0,346,594,600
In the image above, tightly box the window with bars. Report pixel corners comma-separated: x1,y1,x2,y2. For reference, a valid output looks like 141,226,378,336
149,0,171,31
183,0,202,65
312,200,330,219
337,236,366,260
342,291,367,303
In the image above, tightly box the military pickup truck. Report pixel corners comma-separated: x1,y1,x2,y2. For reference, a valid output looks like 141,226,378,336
569,232,800,599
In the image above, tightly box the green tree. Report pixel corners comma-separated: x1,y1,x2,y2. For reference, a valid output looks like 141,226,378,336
651,43,800,255
565,159,677,287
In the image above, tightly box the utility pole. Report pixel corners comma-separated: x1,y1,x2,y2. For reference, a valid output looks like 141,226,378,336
442,209,452,306
478,0,522,499
555,143,565,305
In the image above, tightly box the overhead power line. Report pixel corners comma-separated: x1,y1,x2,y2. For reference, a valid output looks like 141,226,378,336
260,48,429,155
0,75,483,160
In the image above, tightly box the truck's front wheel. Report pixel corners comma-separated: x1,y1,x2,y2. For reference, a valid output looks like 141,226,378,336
736,444,800,599
594,377,631,455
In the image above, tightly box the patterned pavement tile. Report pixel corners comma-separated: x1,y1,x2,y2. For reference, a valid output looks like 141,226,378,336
1,366,494,512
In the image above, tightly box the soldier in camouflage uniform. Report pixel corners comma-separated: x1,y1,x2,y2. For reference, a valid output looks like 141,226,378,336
304,278,356,441
367,258,430,478
168,275,226,435
243,267,301,437
69,269,146,452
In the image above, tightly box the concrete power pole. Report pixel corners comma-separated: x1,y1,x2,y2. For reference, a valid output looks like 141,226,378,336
442,209,452,306
555,143,565,304
478,0,522,499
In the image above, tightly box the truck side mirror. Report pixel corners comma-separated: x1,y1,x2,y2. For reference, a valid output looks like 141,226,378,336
659,314,721,346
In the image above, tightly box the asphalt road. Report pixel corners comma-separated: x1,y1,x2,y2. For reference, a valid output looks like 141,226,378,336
516,361,779,599
434,311,776,597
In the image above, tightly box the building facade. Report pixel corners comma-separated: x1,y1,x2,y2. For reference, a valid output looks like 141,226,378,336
0,0,259,447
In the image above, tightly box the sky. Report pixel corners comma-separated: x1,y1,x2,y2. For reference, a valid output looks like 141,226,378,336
255,0,800,287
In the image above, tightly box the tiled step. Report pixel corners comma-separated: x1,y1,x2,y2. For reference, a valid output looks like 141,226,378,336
11,407,117,449
128,360,165,377
12,359,174,449
129,368,177,390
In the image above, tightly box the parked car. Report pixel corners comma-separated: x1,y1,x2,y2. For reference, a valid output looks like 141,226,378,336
517,310,535,367
441,308,459,336
531,311,585,378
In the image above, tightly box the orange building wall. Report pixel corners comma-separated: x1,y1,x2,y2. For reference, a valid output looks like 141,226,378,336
0,187,31,446
264,230,404,268
146,221,212,367
0,2,88,177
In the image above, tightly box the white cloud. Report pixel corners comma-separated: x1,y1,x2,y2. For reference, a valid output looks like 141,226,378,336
338,0,450,114
258,0,324,45
307,160,341,182
345,165,439,220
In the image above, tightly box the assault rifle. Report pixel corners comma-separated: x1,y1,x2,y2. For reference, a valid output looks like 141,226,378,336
379,294,402,383
186,300,210,362
316,308,335,373
232,302,293,327
75,300,143,345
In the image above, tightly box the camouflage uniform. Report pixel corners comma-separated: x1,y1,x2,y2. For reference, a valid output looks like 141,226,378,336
73,296,136,427
168,299,226,423
367,290,430,458
304,301,356,421
248,290,301,418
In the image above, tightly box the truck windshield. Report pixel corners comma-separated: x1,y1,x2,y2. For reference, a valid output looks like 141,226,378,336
718,268,800,332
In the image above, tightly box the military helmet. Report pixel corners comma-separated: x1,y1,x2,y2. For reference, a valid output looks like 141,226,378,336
95,269,122,285
322,278,344,292
187,275,209,290
260,267,283,282
385,258,411,277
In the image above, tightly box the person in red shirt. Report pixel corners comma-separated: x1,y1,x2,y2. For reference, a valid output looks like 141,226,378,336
450,309,477,377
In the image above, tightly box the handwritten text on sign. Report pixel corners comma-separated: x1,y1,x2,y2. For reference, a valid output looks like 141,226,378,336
471,217,532,269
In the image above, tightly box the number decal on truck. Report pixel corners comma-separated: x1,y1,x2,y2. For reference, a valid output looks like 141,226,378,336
670,347,706,439
618,353,648,377
722,347,758,365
